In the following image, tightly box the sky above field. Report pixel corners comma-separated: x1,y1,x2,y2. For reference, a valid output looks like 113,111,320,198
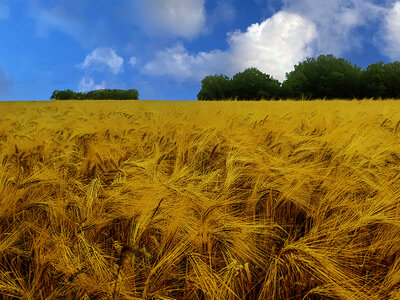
0,0,399,101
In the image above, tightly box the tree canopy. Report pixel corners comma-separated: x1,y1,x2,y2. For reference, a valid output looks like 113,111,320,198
197,74,232,101
197,68,281,101
231,68,281,100
198,55,400,101
282,55,362,99
360,62,400,99
51,89,139,100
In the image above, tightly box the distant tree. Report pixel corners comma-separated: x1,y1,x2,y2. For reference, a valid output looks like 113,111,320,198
126,89,139,100
360,62,385,98
51,88,139,100
360,61,400,98
384,62,400,98
50,90,60,100
231,68,281,100
197,56,400,101
197,74,232,100
86,90,99,100
50,89,77,100
75,92,86,100
282,54,362,99
98,89,108,99
113,89,124,100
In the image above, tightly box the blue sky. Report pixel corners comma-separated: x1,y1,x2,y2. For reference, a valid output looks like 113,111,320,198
0,0,399,101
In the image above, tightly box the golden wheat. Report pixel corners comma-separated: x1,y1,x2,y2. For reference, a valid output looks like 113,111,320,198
0,99,400,299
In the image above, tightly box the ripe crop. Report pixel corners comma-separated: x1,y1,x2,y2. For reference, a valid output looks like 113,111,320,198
0,99,400,299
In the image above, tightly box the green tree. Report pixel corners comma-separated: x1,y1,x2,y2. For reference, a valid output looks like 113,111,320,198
86,90,98,99
197,74,232,100
282,55,362,99
126,89,139,100
99,89,113,99
51,88,139,100
50,89,77,100
231,68,281,100
384,62,400,98
361,61,400,99
50,90,60,100
359,62,386,99
75,92,86,100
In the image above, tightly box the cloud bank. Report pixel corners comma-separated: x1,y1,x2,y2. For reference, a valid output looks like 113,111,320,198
382,1,400,60
142,44,228,82
142,0,400,84
281,0,388,55
143,11,317,82
227,11,317,81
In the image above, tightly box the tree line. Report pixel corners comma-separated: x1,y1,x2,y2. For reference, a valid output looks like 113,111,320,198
197,55,400,100
51,89,139,100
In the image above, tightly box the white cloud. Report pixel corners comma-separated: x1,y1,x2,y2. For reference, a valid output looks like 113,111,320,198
134,0,206,38
78,48,124,74
280,0,388,55
227,11,317,81
142,11,317,82
143,43,229,81
382,1,400,60
128,56,137,66
0,3,10,20
78,77,106,92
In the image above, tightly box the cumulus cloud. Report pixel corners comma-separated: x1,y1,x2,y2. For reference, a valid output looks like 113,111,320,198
78,77,106,92
0,3,10,20
280,0,388,55
227,12,317,81
142,11,317,82
134,0,206,38
143,43,229,81
78,48,124,74
382,1,400,60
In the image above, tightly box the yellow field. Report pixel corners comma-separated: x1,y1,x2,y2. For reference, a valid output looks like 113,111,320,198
1,100,400,299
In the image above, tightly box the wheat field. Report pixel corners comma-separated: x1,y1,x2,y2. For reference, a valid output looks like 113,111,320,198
0,99,400,299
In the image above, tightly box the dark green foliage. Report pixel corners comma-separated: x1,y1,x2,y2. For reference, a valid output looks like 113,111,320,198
197,69,281,101
197,74,232,100
51,89,77,100
197,56,366,101
360,62,400,99
384,62,400,98
282,55,362,100
75,92,86,100
51,89,139,100
197,54,400,101
231,68,281,100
